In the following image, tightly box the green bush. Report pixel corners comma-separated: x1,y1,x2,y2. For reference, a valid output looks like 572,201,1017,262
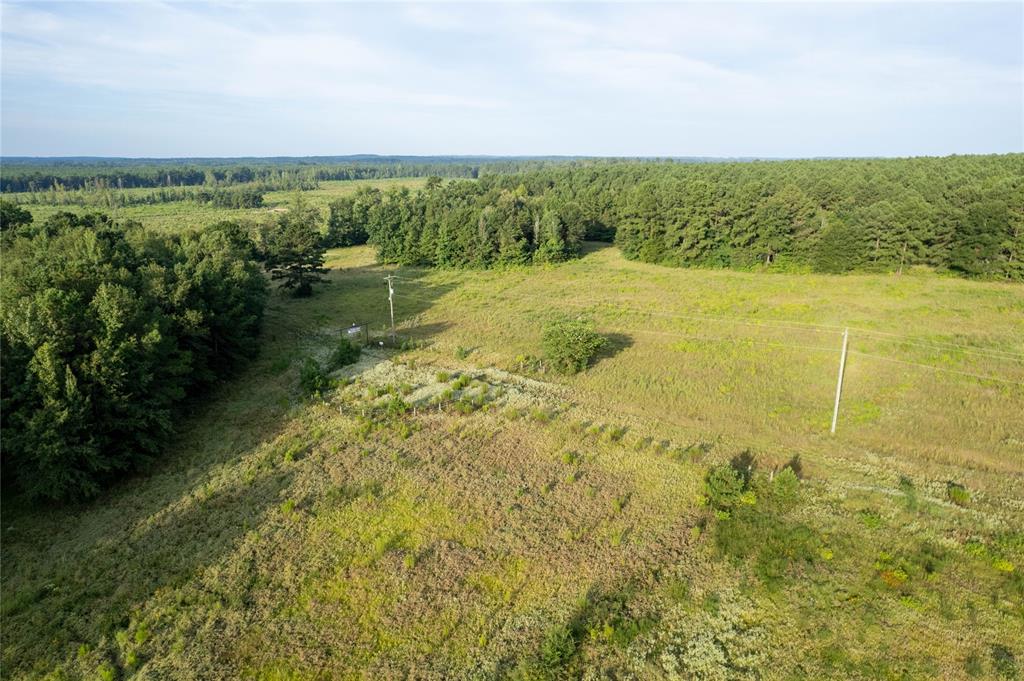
705,465,744,510
542,316,607,374
947,481,971,507
539,624,576,669
706,462,815,587
992,644,1018,679
328,337,361,369
299,357,330,397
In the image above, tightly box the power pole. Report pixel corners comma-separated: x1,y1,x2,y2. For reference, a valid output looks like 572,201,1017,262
831,328,849,434
384,274,396,342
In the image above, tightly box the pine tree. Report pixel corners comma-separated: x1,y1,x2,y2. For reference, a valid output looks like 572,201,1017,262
264,199,329,297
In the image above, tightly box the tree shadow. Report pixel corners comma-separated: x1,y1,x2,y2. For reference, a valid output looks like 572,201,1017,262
2,459,297,671
593,332,634,367
729,450,758,487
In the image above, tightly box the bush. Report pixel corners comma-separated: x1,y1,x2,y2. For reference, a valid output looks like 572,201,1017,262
328,337,361,370
542,316,607,374
705,465,744,510
539,624,576,669
947,481,971,507
992,644,1018,679
299,357,330,397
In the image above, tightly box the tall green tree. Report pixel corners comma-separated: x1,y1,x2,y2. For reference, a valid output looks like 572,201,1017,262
1,213,267,500
264,199,329,296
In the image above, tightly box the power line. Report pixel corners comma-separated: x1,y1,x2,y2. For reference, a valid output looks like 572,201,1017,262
847,327,1024,361
847,350,1024,386
389,270,1021,357
383,273,1024,373
629,329,840,354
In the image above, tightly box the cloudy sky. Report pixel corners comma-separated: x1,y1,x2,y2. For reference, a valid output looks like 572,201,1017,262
1,1,1021,158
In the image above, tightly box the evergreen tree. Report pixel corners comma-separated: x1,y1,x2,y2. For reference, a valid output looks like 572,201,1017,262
264,200,329,296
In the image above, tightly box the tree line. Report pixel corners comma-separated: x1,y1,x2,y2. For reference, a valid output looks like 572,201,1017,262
325,177,587,266
10,183,266,209
0,195,338,501
356,154,1022,279
0,156,583,193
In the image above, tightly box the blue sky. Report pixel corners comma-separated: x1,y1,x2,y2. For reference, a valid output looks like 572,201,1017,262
1,1,1021,158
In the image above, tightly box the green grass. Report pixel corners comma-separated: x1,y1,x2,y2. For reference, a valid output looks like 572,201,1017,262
2,242,1022,679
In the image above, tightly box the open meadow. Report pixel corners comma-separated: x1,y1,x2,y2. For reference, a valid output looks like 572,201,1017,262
6,177,430,232
3,242,1022,679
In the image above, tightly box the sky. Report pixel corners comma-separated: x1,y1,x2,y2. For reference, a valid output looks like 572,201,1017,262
1,1,1021,158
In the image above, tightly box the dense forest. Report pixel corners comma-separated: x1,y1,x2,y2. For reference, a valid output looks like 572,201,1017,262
326,178,586,265
0,209,273,500
358,154,1024,279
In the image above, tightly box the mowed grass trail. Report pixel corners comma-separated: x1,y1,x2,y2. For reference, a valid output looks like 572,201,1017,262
2,244,1022,679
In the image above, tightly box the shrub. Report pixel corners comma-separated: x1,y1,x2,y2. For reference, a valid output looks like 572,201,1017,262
383,396,410,417
770,467,800,509
705,465,744,510
541,316,607,374
328,337,361,369
992,644,1018,679
947,481,971,507
539,624,576,669
728,450,757,487
299,357,330,397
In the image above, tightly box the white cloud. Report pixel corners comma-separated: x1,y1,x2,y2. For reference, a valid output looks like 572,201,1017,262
0,1,1019,156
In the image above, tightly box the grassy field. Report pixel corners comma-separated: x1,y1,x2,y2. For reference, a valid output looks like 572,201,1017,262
3,244,1023,679
5,177,430,232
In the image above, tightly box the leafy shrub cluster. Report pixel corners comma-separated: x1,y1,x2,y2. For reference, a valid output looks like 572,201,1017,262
542,316,607,374
299,358,331,397
947,481,972,507
0,211,268,500
704,455,815,587
328,337,361,369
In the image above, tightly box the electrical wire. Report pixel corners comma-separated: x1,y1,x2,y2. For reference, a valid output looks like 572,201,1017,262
847,350,1024,386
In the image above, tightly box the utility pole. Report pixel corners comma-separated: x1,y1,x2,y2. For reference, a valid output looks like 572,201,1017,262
831,328,849,434
384,274,396,343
